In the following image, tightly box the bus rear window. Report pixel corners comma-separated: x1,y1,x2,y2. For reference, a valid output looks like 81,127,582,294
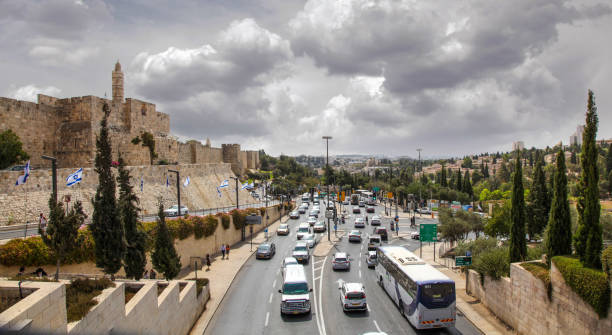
419,283,455,308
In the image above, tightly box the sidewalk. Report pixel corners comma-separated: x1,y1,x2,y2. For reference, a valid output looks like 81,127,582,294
186,215,288,335
415,242,514,335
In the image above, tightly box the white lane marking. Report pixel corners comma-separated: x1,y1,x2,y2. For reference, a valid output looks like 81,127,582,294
359,269,362,278
312,258,323,335
373,320,381,332
314,276,321,281
314,266,323,272
269,292,273,304
314,259,325,265
265,312,270,327
318,255,328,335
272,279,277,288
367,304,371,312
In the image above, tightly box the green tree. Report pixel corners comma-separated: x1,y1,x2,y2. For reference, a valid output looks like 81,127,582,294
40,198,86,280
462,156,473,169
463,170,473,198
440,164,447,187
485,201,511,238
438,209,470,246
132,132,158,165
509,152,527,262
574,90,603,269
152,202,181,280
91,103,125,277
117,156,147,280
527,151,550,240
498,163,511,183
606,146,612,175
455,169,463,192
0,129,30,170
483,163,490,178
570,151,577,164
546,148,572,260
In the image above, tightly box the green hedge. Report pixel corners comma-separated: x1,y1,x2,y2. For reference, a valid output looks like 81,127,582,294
220,214,230,230
520,262,551,300
552,256,610,318
602,245,612,277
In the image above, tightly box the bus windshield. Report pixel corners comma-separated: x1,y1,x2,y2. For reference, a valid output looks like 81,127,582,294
419,283,455,308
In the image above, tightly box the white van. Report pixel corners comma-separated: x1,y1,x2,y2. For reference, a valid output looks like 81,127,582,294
296,222,312,240
279,265,312,315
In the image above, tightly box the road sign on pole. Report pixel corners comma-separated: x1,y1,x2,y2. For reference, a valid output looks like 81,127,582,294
455,256,472,266
419,223,437,242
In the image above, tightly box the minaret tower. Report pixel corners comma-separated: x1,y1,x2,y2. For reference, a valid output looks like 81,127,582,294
112,61,124,103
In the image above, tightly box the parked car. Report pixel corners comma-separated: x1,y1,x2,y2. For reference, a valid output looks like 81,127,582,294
348,230,362,243
367,235,381,251
373,226,388,241
366,205,375,213
163,205,189,217
290,211,300,219
339,282,367,312
365,251,377,268
332,252,350,271
411,231,420,240
302,233,317,248
370,215,381,226
292,242,310,264
256,242,276,259
352,207,361,214
307,216,317,226
281,257,299,278
313,221,326,233
354,217,365,228
277,224,290,236
419,207,432,214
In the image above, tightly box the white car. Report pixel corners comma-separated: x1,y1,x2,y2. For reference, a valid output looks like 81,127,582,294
339,282,367,312
163,205,189,217
354,217,365,228
281,257,299,278
307,216,317,226
419,207,432,214
302,233,317,248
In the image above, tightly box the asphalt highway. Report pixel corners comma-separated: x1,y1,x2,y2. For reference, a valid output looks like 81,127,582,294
206,202,482,335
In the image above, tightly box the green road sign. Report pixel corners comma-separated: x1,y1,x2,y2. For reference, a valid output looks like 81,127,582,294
455,256,472,266
419,223,437,242
373,187,380,192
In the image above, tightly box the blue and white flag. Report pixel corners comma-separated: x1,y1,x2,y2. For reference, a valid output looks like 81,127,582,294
249,182,254,189
219,179,229,188
166,175,169,187
15,161,30,186
66,167,83,187
140,177,144,192
241,182,249,190
184,176,190,187
216,186,222,198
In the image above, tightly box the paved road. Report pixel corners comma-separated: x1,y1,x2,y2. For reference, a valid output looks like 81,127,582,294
206,202,482,335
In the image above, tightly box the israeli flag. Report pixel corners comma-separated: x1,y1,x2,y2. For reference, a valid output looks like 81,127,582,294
184,176,190,187
249,182,254,189
140,177,144,192
66,168,83,187
241,182,249,190
15,161,30,186
219,179,229,188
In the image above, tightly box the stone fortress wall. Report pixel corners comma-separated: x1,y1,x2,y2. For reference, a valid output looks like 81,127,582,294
0,62,259,175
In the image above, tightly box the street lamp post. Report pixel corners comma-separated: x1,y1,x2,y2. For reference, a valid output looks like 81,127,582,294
322,136,332,242
41,156,57,204
230,176,242,240
168,169,181,216
417,148,422,206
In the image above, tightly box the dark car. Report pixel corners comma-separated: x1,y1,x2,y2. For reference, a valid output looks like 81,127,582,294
256,242,276,259
373,227,388,241
366,206,375,213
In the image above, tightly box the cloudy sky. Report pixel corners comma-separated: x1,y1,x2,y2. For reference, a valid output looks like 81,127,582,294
1,0,611,158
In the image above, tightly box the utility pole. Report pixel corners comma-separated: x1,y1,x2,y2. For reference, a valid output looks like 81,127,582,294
417,148,422,206
41,156,57,204
168,169,181,216
322,136,332,242
230,176,242,240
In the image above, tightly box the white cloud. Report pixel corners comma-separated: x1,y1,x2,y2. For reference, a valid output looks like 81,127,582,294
8,84,61,102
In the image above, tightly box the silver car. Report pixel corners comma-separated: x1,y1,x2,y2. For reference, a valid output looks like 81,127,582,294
366,251,377,268
302,233,317,248
332,252,350,271
339,282,367,312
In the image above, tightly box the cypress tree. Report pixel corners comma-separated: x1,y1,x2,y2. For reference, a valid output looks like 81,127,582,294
440,164,447,187
527,151,550,240
152,202,181,280
574,90,602,269
606,146,612,175
117,156,147,280
463,170,473,198
456,169,462,192
91,103,125,277
570,151,577,164
509,151,527,262
483,163,490,178
546,148,572,259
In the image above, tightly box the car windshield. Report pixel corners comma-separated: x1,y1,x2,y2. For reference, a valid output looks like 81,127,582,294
298,227,309,233
370,238,380,243
283,282,309,295
294,246,307,252
258,245,270,251
280,225,288,229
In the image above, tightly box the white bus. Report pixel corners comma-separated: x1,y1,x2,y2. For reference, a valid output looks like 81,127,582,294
375,246,456,329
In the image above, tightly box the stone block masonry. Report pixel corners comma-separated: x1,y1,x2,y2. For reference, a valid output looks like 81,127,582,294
467,262,612,335
0,163,255,225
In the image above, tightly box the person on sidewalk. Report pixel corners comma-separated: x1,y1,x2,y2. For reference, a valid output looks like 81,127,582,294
206,254,211,271
39,213,47,232
143,269,149,279
150,269,157,279
221,244,226,259
226,244,230,259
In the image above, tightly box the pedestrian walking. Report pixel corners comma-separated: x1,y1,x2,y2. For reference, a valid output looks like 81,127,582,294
143,269,149,279
206,254,211,271
150,269,157,279
226,244,230,259
39,213,47,232
221,244,226,259
365,216,368,225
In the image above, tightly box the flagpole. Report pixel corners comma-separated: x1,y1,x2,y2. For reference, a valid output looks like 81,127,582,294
23,186,28,238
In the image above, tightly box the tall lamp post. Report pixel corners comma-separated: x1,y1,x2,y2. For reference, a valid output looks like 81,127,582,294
230,176,242,240
322,136,332,241
416,148,422,207
168,169,181,216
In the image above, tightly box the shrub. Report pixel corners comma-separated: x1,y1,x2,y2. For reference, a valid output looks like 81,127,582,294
527,243,546,261
552,256,610,318
165,219,180,240
472,246,510,280
195,278,209,296
603,245,612,277
454,237,498,258
521,262,551,300
220,214,230,230
0,237,52,266
231,210,246,230
176,219,192,240
66,278,114,322
192,216,205,239
204,216,218,237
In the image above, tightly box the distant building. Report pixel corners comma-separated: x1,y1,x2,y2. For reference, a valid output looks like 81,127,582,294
570,125,584,146
512,141,525,151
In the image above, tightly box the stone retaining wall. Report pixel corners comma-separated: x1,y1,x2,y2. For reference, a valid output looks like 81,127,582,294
466,262,612,335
